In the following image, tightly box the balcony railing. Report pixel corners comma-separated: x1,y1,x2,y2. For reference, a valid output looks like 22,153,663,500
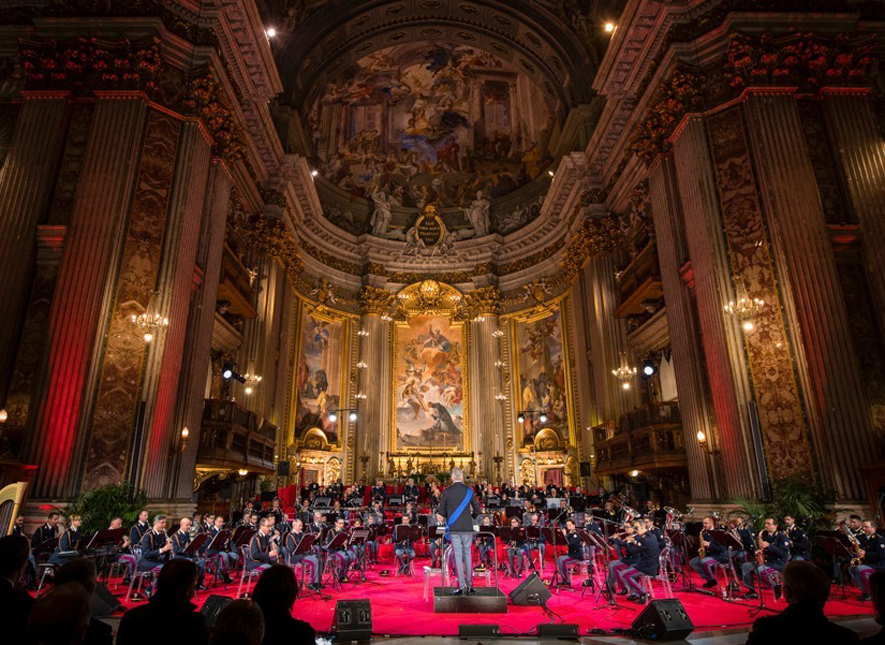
593,402,686,476
198,399,277,473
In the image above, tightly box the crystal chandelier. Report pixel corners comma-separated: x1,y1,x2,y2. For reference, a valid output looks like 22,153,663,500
723,288,765,332
611,352,637,390
130,292,168,343
242,361,262,395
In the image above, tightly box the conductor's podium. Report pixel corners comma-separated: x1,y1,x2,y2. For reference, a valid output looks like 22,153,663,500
432,586,507,613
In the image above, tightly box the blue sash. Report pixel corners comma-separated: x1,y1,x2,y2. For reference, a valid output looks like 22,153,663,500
444,487,473,541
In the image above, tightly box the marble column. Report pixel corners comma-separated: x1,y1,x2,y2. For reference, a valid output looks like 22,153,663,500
24,94,148,499
356,313,392,479
468,315,505,481
138,122,212,499
744,93,875,500
170,161,232,500
670,117,759,500
648,157,717,501
0,93,70,402
822,91,885,333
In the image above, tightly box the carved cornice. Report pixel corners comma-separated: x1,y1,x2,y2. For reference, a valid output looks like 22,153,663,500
357,285,396,315
456,285,501,319
559,214,623,280
183,72,246,163
244,215,303,279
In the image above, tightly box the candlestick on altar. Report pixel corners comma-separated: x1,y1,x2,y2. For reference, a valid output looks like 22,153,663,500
492,451,504,485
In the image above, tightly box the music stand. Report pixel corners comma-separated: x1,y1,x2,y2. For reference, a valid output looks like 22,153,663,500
184,533,210,557
708,530,746,601
577,529,603,597
205,530,232,589
347,529,371,583
817,533,854,599
541,527,563,586
486,495,502,509
313,496,332,508
290,534,325,600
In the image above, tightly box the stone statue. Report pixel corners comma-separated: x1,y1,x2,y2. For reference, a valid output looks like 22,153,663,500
463,191,490,237
403,224,425,255
370,188,393,236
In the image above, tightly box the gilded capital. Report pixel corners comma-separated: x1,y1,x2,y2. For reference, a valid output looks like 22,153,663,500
358,285,396,315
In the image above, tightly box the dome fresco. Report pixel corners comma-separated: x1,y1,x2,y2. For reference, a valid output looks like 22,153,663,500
308,41,562,210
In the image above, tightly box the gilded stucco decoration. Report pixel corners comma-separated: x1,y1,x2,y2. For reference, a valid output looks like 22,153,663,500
358,285,397,315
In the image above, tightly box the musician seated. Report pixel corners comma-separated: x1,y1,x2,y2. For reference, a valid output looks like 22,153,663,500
746,561,859,644
139,514,173,595
366,501,385,563
31,512,61,552
130,510,150,552
394,516,416,576
525,513,546,563
172,517,207,590
49,515,83,566
403,478,419,502
246,518,279,573
350,517,367,566
506,517,530,578
690,516,729,588
476,516,495,570
555,519,584,587
836,514,864,585
607,522,638,595
403,501,419,525
849,520,885,602
205,516,237,583
107,517,137,583
784,515,810,562
371,479,386,504
741,517,790,599
618,520,661,603
309,511,326,534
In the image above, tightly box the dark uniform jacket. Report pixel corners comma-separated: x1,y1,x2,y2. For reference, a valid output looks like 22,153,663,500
438,482,481,532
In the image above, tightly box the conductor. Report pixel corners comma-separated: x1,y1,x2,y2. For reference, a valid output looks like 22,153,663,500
437,467,481,595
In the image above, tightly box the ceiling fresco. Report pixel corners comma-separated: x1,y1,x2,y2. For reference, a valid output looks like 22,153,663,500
309,42,562,209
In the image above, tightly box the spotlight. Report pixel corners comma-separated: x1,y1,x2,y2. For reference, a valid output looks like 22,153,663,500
517,413,526,424
265,27,276,38
311,169,319,177
547,170,554,177
629,469,639,478
539,413,548,423
328,411,338,423
222,363,234,380
605,22,616,33
641,359,657,377
349,411,358,422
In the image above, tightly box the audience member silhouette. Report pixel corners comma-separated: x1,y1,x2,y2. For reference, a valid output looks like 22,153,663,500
0,534,34,645
745,561,859,644
117,559,209,645
27,582,91,645
862,571,885,644
251,564,316,645
55,558,113,645
208,600,264,645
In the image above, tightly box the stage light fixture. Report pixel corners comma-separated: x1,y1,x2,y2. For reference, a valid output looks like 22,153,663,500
629,469,639,478
548,170,554,177
222,364,234,380
311,169,319,177
265,27,276,38
605,22,616,33
349,411,358,422
642,359,657,377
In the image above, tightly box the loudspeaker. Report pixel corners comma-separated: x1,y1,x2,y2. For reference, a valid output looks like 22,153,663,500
200,595,233,629
537,624,579,639
631,599,694,641
508,572,551,606
458,625,499,638
333,599,372,641
277,461,290,476
90,582,121,617
579,461,592,477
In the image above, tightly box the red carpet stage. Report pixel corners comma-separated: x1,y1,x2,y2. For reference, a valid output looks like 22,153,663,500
105,559,873,638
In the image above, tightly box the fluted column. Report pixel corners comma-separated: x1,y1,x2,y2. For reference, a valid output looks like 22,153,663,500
745,92,874,500
822,91,885,333
356,313,392,478
671,117,759,500
24,94,148,499
582,256,636,423
138,122,212,499
171,161,232,500
0,93,70,402
648,157,717,501
468,315,505,481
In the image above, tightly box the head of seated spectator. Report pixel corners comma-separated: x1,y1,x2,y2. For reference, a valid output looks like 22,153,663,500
781,560,831,607
870,571,885,627
55,558,97,596
156,558,198,603
209,600,264,645
252,564,298,615
27,582,91,645
0,534,30,584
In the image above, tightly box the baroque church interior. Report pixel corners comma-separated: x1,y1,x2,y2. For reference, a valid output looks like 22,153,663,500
1,0,885,641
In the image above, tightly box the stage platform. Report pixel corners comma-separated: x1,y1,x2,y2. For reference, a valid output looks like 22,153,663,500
92,558,877,641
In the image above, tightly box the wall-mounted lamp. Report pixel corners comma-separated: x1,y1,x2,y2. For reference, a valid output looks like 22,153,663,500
174,426,189,453
0,408,7,423
238,468,248,477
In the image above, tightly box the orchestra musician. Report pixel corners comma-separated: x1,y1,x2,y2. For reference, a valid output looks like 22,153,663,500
191,513,204,538
139,514,173,573
49,514,83,566
309,511,326,534
783,515,810,562
245,518,279,573
403,501,419,525
525,512,546,564
741,517,789,599
205,515,236,583
690,516,730,588
606,521,638,595
617,519,661,603
394,515,416,576
403,478,419,502
848,519,885,602
171,517,207,590
506,516,529,578
12,515,25,537
371,479,387,504
555,518,584,588
366,501,385,564
106,517,137,584
427,514,444,569
324,518,354,584
284,518,307,567
835,514,864,584
476,516,495,570
31,511,61,550
643,516,666,550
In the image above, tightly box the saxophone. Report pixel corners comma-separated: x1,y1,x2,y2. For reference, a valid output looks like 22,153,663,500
698,531,706,559
841,525,864,568
755,529,766,566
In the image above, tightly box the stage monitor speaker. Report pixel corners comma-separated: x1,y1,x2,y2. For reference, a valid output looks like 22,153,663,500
200,595,233,629
508,572,551,606
537,624,579,639
579,461,592,477
277,461,290,476
631,599,694,641
459,625,499,638
90,582,121,618
333,599,372,641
